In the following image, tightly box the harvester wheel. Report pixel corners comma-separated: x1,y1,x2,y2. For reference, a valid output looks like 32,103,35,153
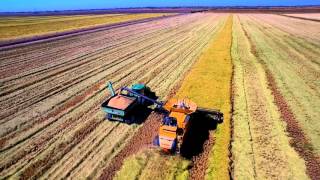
153,136,160,146
124,116,133,124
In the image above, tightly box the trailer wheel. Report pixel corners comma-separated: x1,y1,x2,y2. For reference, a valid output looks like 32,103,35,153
106,114,112,120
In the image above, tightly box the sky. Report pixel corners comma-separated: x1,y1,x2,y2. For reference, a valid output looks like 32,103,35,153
0,0,320,12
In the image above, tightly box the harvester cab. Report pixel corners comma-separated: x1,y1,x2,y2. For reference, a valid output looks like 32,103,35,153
101,82,161,124
156,117,178,153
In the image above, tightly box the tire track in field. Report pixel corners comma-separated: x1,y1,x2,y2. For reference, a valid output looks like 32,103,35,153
0,20,160,64
279,14,320,23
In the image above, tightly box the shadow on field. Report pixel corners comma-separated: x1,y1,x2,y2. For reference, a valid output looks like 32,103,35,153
129,106,153,125
180,112,219,159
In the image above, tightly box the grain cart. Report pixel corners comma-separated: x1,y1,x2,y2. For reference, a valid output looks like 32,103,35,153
101,82,161,123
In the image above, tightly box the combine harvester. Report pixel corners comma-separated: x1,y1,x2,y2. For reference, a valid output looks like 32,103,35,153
154,98,223,153
101,82,223,153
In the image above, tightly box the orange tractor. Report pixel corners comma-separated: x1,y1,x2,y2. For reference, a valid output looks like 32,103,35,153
154,98,223,153
101,82,223,153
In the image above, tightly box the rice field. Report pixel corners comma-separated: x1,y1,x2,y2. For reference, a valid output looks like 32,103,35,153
0,11,319,180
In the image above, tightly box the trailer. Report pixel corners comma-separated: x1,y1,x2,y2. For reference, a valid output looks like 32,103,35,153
101,82,161,123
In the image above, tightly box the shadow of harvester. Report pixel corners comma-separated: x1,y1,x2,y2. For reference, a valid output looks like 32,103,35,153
180,111,220,159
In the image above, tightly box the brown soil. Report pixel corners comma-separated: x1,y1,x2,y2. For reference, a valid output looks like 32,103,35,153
99,113,162,180
229,54,236,180
189,134,215,180
265,69,320,180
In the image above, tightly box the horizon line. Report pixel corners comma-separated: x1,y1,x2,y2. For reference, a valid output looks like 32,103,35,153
1,5,320,13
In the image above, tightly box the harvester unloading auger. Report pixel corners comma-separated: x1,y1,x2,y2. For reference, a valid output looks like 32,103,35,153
101,82,223,153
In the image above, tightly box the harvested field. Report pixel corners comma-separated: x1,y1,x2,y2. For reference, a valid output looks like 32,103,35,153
0,13,172,41
0,13,225,179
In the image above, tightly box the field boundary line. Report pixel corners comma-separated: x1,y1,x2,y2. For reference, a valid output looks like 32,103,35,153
278,14,320,23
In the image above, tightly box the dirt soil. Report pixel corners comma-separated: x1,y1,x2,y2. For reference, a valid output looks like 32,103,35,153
188,133,215,180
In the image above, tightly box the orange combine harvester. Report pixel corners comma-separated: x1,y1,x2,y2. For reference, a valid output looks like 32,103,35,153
102,82,223,153
156,98,197,153
154,98,223,153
